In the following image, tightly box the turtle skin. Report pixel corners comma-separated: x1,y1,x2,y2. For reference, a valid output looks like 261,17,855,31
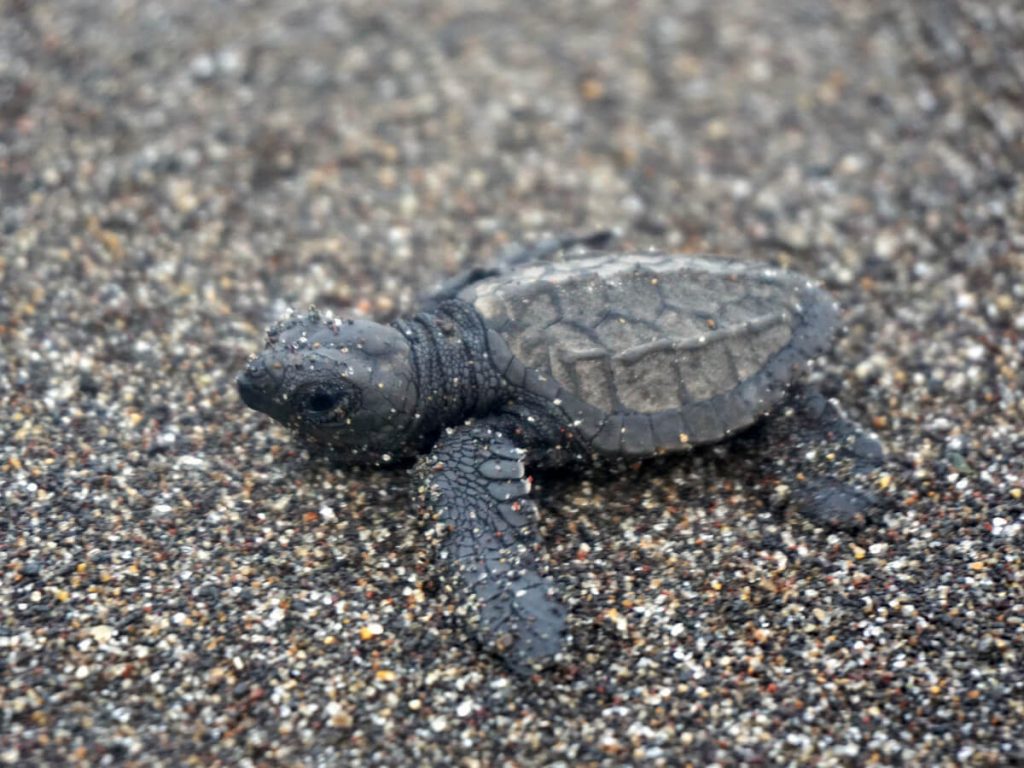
237,236,883,674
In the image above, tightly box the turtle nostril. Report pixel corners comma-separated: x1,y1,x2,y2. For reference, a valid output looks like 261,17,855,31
237,373,259,409
245,359,267,379
237,362,271,411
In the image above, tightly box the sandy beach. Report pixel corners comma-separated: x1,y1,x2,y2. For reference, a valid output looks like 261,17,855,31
2,1,1022,764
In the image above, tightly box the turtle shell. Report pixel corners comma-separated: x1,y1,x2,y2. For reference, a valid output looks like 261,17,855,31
460,253,838,457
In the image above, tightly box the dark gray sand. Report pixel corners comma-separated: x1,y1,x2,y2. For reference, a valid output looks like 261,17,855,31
2,1,1022,765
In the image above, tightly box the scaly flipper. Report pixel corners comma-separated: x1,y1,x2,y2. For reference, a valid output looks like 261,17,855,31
763,386,888,530
415,422,566,674
422,230,617,309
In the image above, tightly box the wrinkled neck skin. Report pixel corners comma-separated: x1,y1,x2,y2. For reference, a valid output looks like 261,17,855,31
394,300,510,452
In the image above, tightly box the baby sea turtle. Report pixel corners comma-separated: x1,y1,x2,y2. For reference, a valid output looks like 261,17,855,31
237,234,882,674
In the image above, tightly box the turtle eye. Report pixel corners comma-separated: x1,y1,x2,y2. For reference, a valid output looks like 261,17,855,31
307,391,337,413
296,383,359,425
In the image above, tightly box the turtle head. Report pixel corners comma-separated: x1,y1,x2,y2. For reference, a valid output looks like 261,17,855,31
237,308,420,465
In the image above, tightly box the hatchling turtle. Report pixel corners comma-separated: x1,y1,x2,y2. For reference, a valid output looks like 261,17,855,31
237,234,882,674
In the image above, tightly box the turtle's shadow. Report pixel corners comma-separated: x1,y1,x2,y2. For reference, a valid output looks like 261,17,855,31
530,384,890,534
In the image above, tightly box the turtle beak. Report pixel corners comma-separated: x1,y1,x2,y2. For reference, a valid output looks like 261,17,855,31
237,359,274,414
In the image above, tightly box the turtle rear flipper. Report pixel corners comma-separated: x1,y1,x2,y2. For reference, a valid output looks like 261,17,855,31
416,422,566,674
758,385,890,530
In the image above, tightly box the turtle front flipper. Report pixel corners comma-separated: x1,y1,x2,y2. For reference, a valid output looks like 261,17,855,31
422,230,616,308
415,422,566,674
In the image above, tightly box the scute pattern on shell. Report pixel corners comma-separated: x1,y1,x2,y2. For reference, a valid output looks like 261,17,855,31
463,253,838,456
